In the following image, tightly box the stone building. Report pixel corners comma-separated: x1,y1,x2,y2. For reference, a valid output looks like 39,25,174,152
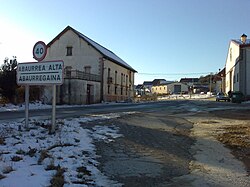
43,26,137,104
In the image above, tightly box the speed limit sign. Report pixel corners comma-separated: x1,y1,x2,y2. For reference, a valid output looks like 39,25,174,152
33,41,47,61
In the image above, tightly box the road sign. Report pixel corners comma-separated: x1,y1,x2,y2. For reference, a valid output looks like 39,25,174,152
17,61,64,85
33,41,47,61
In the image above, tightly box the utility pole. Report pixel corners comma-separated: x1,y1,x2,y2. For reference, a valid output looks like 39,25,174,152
210,72,212,95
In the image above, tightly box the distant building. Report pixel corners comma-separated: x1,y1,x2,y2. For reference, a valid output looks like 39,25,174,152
225,34,250,99
43,26,137,104
214,68,225,93
151,82,188,95
135,84,145,96
180,78,199,86
143,81,153,94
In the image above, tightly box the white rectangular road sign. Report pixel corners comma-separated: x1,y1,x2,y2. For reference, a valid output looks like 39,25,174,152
17,61,64,85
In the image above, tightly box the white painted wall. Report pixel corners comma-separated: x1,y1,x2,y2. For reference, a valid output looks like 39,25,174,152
44,30,101,74
225,42,240,93
246,49,250,95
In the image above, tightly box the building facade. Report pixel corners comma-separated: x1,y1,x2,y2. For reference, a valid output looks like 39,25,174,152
43,26,136,104
151,82,188,95
225,34,250,99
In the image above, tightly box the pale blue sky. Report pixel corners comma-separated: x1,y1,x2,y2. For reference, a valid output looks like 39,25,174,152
0,0,250,84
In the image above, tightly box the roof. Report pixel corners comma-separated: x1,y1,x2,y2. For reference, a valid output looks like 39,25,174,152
231,39,250,47
135,84,144,89
47,26,137,72
143,81,153,86
180,78,199,83
152,79,166,86
217,68,225,77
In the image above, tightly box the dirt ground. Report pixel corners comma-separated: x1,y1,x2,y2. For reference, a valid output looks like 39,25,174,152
211,109,250,175
83,103,250,186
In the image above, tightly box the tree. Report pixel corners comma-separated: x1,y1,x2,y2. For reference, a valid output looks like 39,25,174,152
0,57,18,103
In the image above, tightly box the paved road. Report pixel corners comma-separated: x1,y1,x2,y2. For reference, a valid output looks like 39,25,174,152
0,100,200,122
2,99,248,122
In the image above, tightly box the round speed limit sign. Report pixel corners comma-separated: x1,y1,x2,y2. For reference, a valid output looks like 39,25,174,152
33,41,47,61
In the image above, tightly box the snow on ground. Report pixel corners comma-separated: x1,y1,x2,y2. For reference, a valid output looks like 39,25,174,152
0,111,134,187
158,93,214,101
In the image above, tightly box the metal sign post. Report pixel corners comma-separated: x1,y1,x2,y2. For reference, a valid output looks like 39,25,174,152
51,85,56,133
25,85,29,129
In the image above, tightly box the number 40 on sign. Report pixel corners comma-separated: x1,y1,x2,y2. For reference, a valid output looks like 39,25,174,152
33,41,47,61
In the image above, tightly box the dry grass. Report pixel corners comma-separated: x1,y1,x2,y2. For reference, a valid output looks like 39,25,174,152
0,174,6,180
217,125,250,148
11,156,23,162
0,137,5,145
217,123,250,174
16,149,26,155
50,166,65,187
2,166,14,174
38,150,51,164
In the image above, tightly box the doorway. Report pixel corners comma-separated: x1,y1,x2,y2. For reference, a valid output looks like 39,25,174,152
86,84,92,104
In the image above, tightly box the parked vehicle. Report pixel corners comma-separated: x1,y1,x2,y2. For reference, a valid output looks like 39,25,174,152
216,92,230,102
231,91,244,103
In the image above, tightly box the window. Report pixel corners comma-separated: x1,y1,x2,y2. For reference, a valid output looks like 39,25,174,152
108,85,110,94
108,68,111,78
121,73,123,86
237,73,239,82
233,75,236,83
84,66,91,74
230,48,232,61
115,86,117,95
126,75,128,95
115,71,117,84
65,66,72,77
66,46,73,56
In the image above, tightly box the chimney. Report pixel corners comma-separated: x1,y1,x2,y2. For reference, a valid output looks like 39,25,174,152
241,34,247,44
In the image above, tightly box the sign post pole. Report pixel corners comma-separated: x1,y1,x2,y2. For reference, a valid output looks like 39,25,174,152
51,85,56,133
25,85,29,129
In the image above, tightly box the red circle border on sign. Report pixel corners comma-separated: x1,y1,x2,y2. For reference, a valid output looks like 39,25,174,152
33,41,47,61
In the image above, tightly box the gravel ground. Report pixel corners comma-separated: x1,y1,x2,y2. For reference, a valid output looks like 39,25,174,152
169,109,250,187
83,104,250,187
92,112,195,187
211,109,250,175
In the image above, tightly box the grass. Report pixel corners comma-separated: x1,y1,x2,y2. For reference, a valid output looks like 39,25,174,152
27,147,37,157
46,163,60,171
0,174,6,180
50,166,65,187
0,137,5,145
2,166,14,174
76,166,91,176
16,149,26,155
11,156,23,162
38,150,51,164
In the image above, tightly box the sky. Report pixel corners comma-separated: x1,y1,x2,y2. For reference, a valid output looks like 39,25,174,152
0,0,250,84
